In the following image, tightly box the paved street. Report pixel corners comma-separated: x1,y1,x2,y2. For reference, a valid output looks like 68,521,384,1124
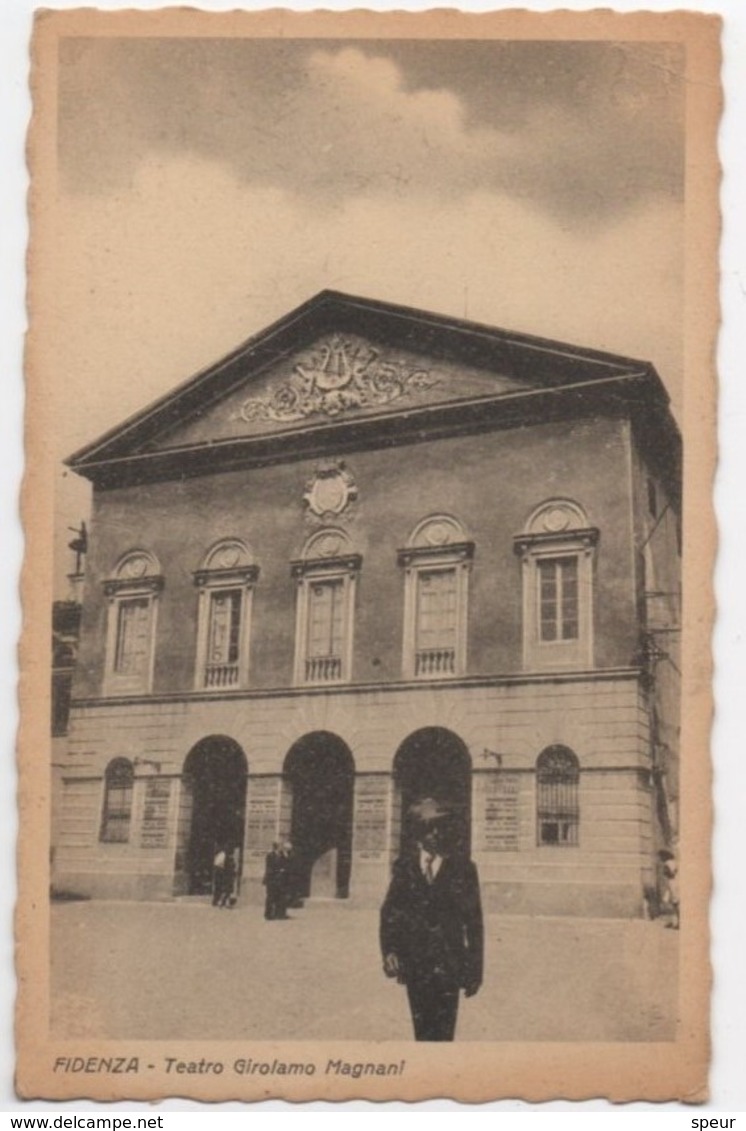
51,899,678,1043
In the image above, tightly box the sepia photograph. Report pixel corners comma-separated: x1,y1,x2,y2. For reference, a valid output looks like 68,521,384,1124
17,7,718,1103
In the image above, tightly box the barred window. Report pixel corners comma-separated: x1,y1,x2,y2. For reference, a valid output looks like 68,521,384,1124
100,758,134,844
536,745,580,847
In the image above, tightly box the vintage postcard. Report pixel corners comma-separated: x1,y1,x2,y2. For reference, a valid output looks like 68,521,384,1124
18,7,719,1103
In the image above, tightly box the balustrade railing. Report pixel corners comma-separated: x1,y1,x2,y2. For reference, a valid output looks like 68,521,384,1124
415,648,456,676
305,655,342,683
204,662,240,688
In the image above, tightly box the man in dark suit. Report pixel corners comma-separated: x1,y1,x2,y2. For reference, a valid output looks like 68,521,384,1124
380,798,483,1041
262,841,288,920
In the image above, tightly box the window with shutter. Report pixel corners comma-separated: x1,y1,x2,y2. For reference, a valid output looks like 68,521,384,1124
193,541,258,690
114,597,152,676
514,501,597,672
415,568,458,675
103,551,163,695
399,516,473,680
292,529,360,685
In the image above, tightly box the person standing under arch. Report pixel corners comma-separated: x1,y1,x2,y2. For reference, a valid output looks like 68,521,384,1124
262,841,289,920
212,844,237,908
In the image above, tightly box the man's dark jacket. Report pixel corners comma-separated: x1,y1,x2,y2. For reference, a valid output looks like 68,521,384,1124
380,853,484,988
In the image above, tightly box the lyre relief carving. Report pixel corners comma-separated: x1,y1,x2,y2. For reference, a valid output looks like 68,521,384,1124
240,334,439,424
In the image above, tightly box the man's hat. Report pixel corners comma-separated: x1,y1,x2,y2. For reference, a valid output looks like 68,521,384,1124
408,797,453,824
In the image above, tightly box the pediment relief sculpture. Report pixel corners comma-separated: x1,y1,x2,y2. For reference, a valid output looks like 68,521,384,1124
239,334,439,425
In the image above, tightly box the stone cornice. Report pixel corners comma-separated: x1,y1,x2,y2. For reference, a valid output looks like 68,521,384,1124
290,553,363,579
102,575,164,598
397,541,475,568
69,375,660,491
193,565,260,588
70,666,644,711
513,527,600,555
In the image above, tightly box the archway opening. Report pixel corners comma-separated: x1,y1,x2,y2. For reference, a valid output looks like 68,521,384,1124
283,732,355,900
182,736,248,895
393,727,472,858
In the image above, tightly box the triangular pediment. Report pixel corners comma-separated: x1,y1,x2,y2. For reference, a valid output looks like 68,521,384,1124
68,290,669,487
143,330,531,452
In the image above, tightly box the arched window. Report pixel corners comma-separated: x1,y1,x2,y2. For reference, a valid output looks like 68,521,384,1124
398,515,474,679
536,745,580,847
100,758,134,844
193,540,258,690
514,500,598,672
291,529,361,685
103,551,163,695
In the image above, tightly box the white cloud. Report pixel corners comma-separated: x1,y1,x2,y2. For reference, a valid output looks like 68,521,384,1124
53,153,682,446
50,151,682,586
62,41,682,226
252,45,679,220
249,46,494,202
308,46,468,142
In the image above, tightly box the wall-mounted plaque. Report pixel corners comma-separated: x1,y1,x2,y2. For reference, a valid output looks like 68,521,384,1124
140,777,171,849
483,772,520,852
353,776,389,860
245,777,280,858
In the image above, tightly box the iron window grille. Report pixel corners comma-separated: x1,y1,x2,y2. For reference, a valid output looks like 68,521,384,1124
100,757,135,844
536,745,580,847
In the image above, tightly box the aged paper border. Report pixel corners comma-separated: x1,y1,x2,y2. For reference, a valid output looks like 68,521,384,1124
16,6,719,1104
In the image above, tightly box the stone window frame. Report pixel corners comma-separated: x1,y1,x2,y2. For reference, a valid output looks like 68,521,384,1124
397,515,474,681
291,528,361,686
103,550,164,697
513,500,598,673
193,539,259,692
535,744,581,848
99,757,135,844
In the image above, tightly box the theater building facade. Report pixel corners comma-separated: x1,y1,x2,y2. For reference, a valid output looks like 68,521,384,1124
53,291,681,916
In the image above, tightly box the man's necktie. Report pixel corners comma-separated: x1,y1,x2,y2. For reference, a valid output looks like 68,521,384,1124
424,853,435,884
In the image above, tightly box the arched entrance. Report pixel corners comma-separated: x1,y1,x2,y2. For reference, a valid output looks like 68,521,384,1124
182,736,248,895
393,727,472,858
283,732,354,900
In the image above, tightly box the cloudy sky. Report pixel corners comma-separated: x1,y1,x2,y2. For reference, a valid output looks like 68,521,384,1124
51,34,685,586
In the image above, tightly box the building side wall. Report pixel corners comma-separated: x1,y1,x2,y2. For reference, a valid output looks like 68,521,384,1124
628,424,682,841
